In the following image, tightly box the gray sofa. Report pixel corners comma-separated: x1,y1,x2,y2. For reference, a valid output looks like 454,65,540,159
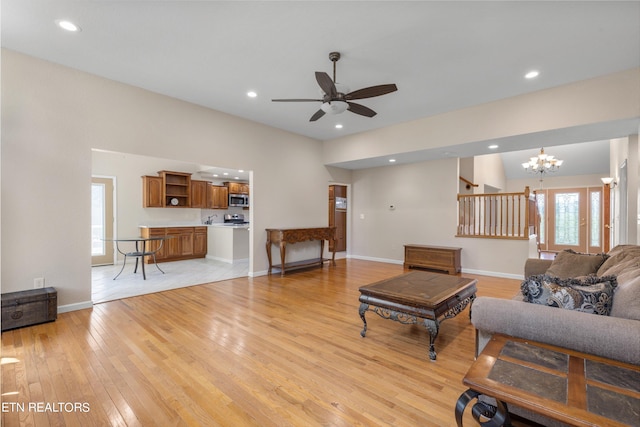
470,245,640,425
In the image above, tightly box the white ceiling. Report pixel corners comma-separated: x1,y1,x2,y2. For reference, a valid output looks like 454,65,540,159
3,1,639,173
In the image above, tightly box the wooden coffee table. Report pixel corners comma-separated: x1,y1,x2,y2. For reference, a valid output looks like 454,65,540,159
358,270,477,360
455,334,640,427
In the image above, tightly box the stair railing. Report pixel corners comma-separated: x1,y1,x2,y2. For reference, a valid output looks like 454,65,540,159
457,186,535,239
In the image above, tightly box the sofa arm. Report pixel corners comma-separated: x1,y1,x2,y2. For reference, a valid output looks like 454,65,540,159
524,258,552,277
471,297,640,365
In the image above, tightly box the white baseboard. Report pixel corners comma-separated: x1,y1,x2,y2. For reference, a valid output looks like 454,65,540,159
461,268,524,280
249,269,269,277
348,255,524,280
347,255,404,265
58,301,93,313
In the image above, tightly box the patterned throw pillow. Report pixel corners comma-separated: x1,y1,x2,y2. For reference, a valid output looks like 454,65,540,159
521,274,617,316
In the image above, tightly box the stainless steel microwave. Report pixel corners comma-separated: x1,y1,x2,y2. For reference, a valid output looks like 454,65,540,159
229,194,249,207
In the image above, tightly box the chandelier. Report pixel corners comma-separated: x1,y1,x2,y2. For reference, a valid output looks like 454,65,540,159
522,148,563,176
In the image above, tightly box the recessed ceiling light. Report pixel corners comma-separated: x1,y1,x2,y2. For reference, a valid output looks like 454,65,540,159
488,144,499,149
335,124,343,129
238,169,244,173
56,20,81,32
213,174,219,177
223,172,229,176
247,91,257,98
234,176,240,180
389,159,396,163
525,70,540,79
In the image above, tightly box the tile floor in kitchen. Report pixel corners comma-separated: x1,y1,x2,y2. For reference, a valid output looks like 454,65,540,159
92,257,249,304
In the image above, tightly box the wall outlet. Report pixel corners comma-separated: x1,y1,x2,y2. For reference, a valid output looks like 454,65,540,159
34,277,45,289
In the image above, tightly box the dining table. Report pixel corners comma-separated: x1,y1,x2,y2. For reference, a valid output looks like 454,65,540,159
105,235,173,280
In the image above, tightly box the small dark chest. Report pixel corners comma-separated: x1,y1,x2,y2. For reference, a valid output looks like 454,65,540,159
1,287,57,331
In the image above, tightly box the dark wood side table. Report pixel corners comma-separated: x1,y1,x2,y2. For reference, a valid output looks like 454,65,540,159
358,271,477,360
455,334,640,427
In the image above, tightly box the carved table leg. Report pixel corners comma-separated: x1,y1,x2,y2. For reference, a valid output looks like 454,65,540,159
266,240,273,274
359,303,369,337
279,242,286,276
423,318,440,361
455,389,511,427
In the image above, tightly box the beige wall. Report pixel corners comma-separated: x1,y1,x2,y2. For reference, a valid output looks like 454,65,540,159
473,153,507,193
609,135,640,245
2,49,338,310
349,158,530,276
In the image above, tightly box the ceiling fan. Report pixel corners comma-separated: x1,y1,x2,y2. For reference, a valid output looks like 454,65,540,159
272,52,398,122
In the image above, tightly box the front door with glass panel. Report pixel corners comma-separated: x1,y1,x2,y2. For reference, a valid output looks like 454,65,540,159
92,177,114,266
545,187,603,254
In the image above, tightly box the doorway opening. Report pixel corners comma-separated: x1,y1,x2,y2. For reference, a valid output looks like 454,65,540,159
90,149,251,303
92,177,115,266
329,184,348,253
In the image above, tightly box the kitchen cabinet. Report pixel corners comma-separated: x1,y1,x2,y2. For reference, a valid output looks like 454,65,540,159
143,170,232,209
168,227,194,257
190,180,208,208
159,170,191,207
143,227,168,260
140,226,206,262
194,227,207,256
142,176,163,208
226,182,249,195
207,185,229,209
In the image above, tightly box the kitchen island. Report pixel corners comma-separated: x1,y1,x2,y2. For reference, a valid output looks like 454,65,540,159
207,223,249,264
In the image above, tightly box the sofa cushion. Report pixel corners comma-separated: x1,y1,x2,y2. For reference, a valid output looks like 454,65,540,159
610,274,640,321
597,244,640,277
521,274,617,315
545,249,608,279
472,297,640,365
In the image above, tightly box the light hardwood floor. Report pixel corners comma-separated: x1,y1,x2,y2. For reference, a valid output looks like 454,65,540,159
2,259,524,427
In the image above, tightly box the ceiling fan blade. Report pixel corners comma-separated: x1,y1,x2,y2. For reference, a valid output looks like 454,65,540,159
315,72,337,98
272,98,323,102
309,109,326,122
345,84,398,100
347,102,377,118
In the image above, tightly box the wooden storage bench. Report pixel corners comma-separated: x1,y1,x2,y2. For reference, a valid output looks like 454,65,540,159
1,287,57,331
404,244,461,275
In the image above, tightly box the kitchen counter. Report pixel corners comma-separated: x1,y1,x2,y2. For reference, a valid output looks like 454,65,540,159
207,225,249,263
208,223,250,229
139,223,203,228
139,223,249,229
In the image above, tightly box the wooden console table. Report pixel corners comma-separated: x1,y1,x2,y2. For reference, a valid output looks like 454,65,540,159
404,244,461,275
266,227,336,276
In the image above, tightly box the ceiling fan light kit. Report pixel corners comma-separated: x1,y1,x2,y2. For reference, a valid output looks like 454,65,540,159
321,101,348,115
272,51,398,122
